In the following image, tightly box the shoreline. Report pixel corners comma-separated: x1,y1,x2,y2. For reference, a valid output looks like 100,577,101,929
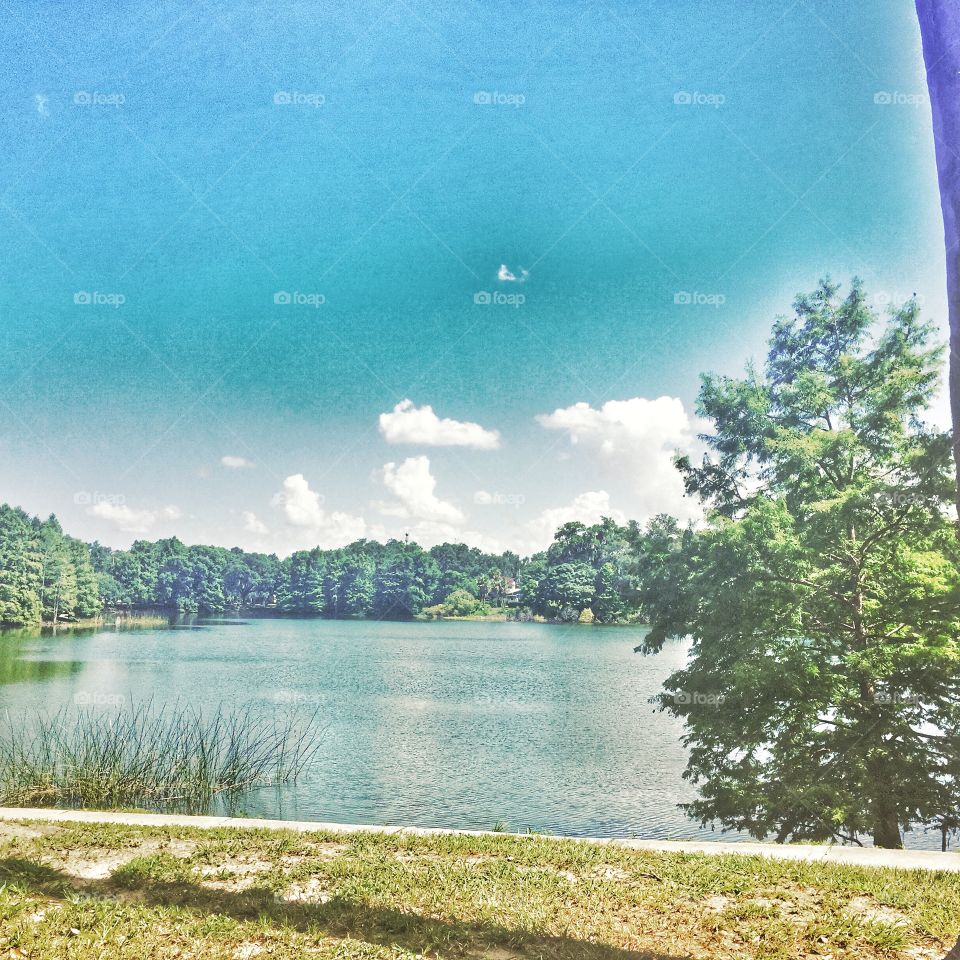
0,613,171,635
2,807,956,872
1,612,649,633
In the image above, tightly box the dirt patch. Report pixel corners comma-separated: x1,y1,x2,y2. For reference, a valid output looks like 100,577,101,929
281,877,331,904
43,835,197,882
163,838,199,858
703,894,731,913
903,948,945,960
194,858,273,892
591,864,631,882
232,942,265,959
0,821,61,842
56,842,165,880
845,895,910,927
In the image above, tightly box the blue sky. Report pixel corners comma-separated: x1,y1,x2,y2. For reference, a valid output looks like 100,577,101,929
0,0,948,555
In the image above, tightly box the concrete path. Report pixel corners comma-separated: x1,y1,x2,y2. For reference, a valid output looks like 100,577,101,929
1,806,957,873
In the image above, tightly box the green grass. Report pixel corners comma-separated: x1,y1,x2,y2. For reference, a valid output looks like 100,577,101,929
0,819,958,958
0,703,321,811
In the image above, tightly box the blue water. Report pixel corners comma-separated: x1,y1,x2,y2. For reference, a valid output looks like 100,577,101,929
0,618,948,848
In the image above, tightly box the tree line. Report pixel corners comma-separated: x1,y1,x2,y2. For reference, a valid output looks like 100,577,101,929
0,507,666,627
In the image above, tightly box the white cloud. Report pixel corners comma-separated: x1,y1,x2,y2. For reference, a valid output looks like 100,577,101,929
89,501,181,534
272,473,366,548
536,396,699,521
498,263,528,282
525,490,625,550
221,455,255,469
377,456,465,525
241,511,268,535
378,399,500,450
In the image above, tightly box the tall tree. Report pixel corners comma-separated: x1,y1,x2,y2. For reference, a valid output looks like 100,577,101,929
641,280,960,848
0,505,43,626
916,0,960,518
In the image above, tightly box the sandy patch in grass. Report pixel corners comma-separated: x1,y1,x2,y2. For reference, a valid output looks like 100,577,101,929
281,876,331,904
194,857,273,891
591,864,631,881
703,894,731,913
845,895,910,927
58,843,164,880
0,821,61,841
163,838,199,858
52,836,197,880
232,942,265,959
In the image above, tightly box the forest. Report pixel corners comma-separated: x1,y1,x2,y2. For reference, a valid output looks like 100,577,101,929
0,505,663,626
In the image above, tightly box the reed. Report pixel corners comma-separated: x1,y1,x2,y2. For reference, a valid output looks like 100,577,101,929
0,700,321,811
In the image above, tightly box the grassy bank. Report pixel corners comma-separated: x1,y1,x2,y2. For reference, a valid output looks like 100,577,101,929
0,614,171,636
0,820,957,959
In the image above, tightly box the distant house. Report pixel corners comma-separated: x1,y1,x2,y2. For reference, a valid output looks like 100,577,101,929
503,578,521,605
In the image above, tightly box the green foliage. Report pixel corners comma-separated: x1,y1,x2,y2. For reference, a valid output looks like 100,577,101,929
443,588,480,616
0,505,43,626
640,278,960,848
536,561,597,620
518,518,642,623
1,498,661,630
373,541,440,619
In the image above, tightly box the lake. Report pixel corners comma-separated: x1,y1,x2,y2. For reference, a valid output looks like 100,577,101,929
0,618,945,848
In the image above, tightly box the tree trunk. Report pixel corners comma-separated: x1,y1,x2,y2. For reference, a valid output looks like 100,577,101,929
916,0,960,519
872,800,903,849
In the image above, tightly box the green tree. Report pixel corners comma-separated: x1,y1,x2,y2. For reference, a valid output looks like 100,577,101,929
373,541,440,619
537,561,596,620
38,517,78,622
339,553,375,617
592,562,626,623
640,279,960,848
443,588,479,616
67,538,100,618
0,505,43,626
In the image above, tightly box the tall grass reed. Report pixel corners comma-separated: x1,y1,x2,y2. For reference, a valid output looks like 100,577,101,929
0,699,322,811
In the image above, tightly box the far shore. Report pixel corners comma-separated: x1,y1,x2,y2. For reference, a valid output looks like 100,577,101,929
1,611,651,633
